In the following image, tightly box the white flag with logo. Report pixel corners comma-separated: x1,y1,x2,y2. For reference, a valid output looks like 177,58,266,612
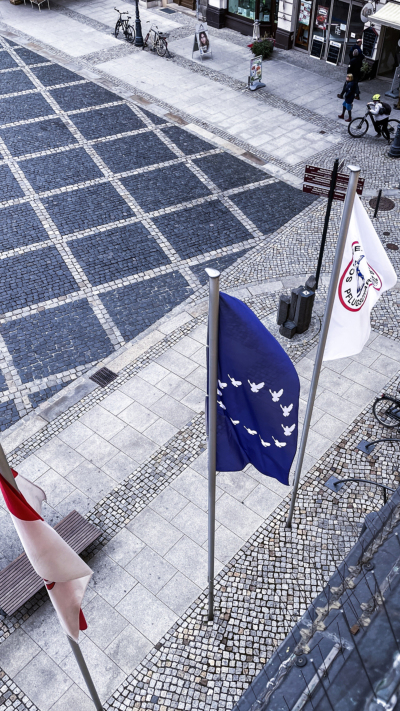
323,194,397,361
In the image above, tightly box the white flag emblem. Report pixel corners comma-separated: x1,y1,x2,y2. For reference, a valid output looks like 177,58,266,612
324,195,397,361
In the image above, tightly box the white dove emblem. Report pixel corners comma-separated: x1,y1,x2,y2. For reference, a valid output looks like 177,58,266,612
248,380,265,393
218,380,227,389
282,423,296,437
230,419,240,425
280,403,293,417
272,436,286,448
269,388,283,402
217,389,222,396
259,436,271,447
244,426,257,435
217,400,226,410
228,374,242,387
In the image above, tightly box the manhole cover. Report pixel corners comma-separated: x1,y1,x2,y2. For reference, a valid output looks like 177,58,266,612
387,243,399,250
369,197,395,211
383,231,391,235
159,7,176,12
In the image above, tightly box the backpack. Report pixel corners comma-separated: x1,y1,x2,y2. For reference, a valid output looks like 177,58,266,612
379,101,392,115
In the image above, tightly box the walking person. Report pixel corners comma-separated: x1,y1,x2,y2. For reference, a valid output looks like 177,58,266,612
338,73,357,122
338,39,363,100
368,94,392,143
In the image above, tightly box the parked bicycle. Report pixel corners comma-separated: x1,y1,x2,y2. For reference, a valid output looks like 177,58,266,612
373,393,400,428
143,22,169,57
348,106,399,140
114,8,135,43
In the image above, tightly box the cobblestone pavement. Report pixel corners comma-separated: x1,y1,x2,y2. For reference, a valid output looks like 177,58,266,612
0,8,400,711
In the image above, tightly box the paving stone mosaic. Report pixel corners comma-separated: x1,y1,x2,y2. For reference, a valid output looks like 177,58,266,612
0,35,322,432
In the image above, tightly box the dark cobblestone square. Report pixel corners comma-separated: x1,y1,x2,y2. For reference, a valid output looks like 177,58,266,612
0,69,36,96
194,152,266,190
0,117,77,156
100,271,193,341
42,183,132,235
0,246,78,313
0,399,19,431
229,182,317,234
69,223,170,285
190,248,250,284
139,107,168,125
30,64,82,87
153,201,251,259
50,82,117,111
0,165,24,201
0,370,7,391
0,51,18,70
13,47,50,65
121,163,211,212
21,147,103,191
0,203,49,251
70,104,146,140
28,380,72,408
0,93,54,125
160,125,214,154
1,298,113,382
94,132,176,173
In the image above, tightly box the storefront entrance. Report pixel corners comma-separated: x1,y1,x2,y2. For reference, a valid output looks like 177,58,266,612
378,25,400,78
295,0,365,65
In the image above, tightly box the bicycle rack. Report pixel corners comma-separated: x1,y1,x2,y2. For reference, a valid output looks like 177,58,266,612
325,475,396,505
357,437,400,454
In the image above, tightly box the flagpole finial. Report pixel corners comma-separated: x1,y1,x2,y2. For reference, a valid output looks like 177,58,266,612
347,165,361,173
205,268,220,279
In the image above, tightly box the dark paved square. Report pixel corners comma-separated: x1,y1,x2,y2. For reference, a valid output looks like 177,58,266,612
0,400,20,432
30,64,83,87
0,165,24,201
139,107,167,126
94,132,176,173
1,298,113,382
194,153,266,191
0,203,49,251
29,381,71,409
0,118,77,157
13,47,50,65
69,223,170,286
0,246,78,313
0,93,54,125
70,104,146,140
42,183,132,235
21,147,103,191
153,201,251,259
50,83,118,112
100,272,192,342
0,69,36,96
0,51,18,70
160,125,214,155
229,182,317,234
190,249,250,284
121,163,211,212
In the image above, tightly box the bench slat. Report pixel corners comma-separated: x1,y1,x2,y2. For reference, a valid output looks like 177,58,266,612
0,511,100,616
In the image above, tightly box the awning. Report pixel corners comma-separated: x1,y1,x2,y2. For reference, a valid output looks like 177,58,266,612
368,1,400,30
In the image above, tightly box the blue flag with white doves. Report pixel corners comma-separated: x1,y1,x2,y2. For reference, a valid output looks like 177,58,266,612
214,293,300,485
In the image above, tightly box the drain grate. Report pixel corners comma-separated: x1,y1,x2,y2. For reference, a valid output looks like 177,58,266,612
89,366,118,388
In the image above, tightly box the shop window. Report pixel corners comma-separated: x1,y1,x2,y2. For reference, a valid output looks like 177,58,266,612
295,0,312,49
260,0,271,22
228,0,256,20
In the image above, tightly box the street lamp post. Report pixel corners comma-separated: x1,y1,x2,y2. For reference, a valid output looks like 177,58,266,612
134,0,144,47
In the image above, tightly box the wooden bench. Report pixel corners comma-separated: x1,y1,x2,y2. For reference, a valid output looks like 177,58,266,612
0,510,100,616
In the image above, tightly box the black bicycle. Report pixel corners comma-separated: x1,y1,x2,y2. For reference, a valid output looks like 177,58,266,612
373,394,400,428
114,8,135,43
348,106,399,140
143,22,169,57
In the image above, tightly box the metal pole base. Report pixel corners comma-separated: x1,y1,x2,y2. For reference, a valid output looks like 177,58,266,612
134,19,144,47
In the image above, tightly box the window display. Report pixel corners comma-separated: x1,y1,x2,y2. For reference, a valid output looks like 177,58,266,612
228,0,256,20
295,0,312,49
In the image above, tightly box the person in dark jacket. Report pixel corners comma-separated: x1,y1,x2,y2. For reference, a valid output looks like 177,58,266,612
338,42,363,100
338,74,356,122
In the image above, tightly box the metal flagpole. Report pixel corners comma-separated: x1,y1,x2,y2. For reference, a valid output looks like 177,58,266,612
0,442,18,491
67,637,103,710
206,267,220,621
286,164,360,529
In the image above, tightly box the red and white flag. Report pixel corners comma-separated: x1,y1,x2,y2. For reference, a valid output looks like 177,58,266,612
323,194,397,361
0,470,92,641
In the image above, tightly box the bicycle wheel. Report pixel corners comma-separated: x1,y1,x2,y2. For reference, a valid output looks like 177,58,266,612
156,38,167,57
373,396,400,428
125,24,135,43
348,117,369,138
388,119,399,136
115,20,122,37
